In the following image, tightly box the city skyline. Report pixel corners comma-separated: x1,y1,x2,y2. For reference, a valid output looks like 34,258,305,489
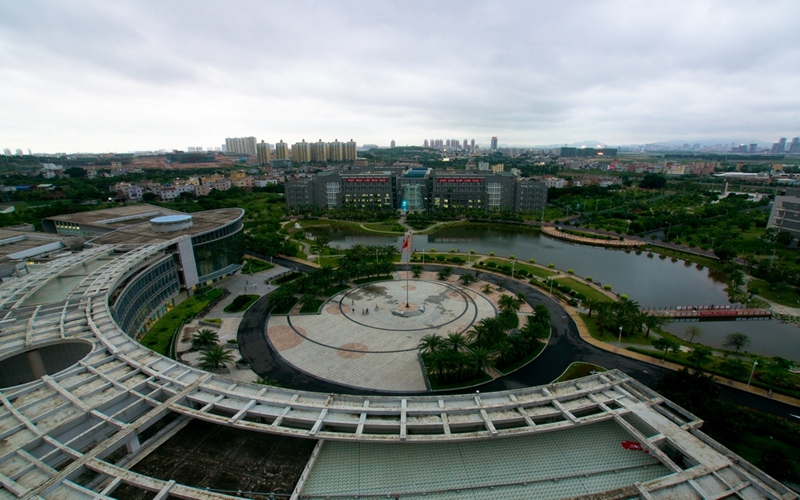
2,1,799,153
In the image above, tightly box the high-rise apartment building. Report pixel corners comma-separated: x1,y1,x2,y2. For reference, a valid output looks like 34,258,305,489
424,140,429,148
225,137,257,156
329,139,344,161
491,136,498,150
275,140,290,160
292,140,312,163
257,140,271,166
311,140,328,162
390,140,396,149
789,137,800,153
772,137,788,154
344,139,357,161
470,139,475,150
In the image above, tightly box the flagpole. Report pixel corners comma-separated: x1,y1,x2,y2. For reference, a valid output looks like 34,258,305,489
406,231,411,307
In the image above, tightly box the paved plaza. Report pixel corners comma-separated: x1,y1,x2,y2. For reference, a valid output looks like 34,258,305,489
267,279,497,392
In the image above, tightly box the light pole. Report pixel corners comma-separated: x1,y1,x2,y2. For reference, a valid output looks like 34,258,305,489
710,237,715,250
548,277,554,296
511,259,516,280
616,326,623,352
747,360,758,388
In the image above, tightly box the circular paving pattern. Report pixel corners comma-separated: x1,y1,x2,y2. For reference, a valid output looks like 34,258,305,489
266,280,497,392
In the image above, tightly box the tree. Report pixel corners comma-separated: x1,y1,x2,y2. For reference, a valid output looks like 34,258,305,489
481,283,493,294
713,246,737,263
656,369,720,417
687,346,713,372
583,297,601,317
142,192,158,202
198,345,235,371
719,357,747,381
722,332,750,354
411,264,424,278
652,338,679,360
418,334,444,354
685,325,703,343
437,267,453,280
498,294,523,313
458,273,476,286
191,329,219,350
776,230,794,246
468,317,505,348
469,346,494,374
311,235,330,256
642,314,668,338
64,166,87,178
445,332,468,352
761,356,793,390
759,447,797,482
639,173,667,189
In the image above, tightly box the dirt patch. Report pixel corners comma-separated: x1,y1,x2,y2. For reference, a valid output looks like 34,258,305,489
402,285,417,291
337,343,368,358
269,325,307,351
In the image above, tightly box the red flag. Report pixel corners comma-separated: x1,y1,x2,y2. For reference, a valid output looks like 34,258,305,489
402,232,410,251
621,440,643,451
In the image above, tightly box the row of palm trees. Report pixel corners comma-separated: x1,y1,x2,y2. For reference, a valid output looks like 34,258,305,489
418,296,551,384
583,297,667,337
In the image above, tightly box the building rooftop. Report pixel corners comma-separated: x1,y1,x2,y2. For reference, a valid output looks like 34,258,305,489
90,208,243,244
44,203,184,229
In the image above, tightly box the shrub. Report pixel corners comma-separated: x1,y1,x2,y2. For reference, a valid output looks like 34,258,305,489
486,262,497,268
470,249,475,254
450,256,464,264
450,248,456,253
603,284,612,290
430,247,436,252
436,254,446,262
528,258,535,263
620,294,628,300
567,269,574,274
501,265,512,273
489,251,495,256
226,338,238,344
509,254,515,260
230,295,251,310
548,263,555,268
586,276,592,282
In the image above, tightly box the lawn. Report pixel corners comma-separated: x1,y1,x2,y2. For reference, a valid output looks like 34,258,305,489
481,258,557,279
362,221,406,233
317,256,343,268
410,253,469,265
558,277,613,302
554,362,607,383
748,279,800,307
139,288,225,356
223,294,260,313
299,298,325,313
241,257,274,275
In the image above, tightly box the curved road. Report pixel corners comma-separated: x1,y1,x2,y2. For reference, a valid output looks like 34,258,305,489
238,258,799,419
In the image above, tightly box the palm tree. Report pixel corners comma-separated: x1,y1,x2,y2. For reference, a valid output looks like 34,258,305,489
583,298,601,318
515,291,526,303
494,339,519,366
445,332,468,352
191,329,219,350
469,346,494,374
498,294,523,313
418,334,444,354
481,283,493,294
641,314,668,338
198,345,235,371
458,273,476,286
411,264,424,278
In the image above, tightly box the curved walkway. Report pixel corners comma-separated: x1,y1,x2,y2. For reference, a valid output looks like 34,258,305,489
541,226,645,248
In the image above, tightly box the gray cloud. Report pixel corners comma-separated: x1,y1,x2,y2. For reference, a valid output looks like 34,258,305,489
1,0,798,152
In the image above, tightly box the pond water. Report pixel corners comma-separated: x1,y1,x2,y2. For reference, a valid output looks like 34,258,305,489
307,223,730,308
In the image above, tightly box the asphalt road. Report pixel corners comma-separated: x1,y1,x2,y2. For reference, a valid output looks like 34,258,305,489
237,258,799,419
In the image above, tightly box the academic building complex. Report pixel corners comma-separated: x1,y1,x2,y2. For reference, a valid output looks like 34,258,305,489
0,203,794,500
285,167,549,212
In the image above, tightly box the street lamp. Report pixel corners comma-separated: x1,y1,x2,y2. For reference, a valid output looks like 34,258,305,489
616,326,623,352
511,259,516,280
548,277,554,296
747,360,758,388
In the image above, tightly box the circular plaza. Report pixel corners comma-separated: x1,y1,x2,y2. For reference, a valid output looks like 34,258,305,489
266,279,498,392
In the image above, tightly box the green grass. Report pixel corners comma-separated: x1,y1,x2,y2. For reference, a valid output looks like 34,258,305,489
554,362,607,383
139,288,224,356
748,279,800,307
318,256,343,267
428,371,493,391
323,284,351,296
269,299,298,315
362,221,406,233
558,277,613,302
241,257,274,274
410,253,468,265
353,275,394,284
481,258,557,279
223,294,260,313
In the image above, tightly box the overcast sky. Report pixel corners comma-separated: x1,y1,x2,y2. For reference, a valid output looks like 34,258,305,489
1,0,799,153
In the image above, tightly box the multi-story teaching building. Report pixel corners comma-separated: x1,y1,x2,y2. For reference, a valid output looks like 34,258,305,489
285,168,548,212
